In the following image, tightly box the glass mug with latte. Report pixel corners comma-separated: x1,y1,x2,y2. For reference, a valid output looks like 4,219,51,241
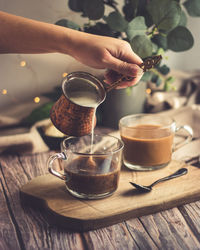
119,114,193,171
47,134,124,199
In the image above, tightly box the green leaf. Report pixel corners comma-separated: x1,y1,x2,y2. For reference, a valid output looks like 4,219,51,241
167,26,194,52
151,74,162,86
84,22,118,37
23,102,54,125
178,10,187,26
152,42,158,53
68,0,85,12
130,35,153,58
164,82,171,91
166,76,175,84
55,19,80,30
156,77,162,86
105,11,128,32
125,87,133,96
183,0,200,17
123,0,139,21
137,0,153,27
83,0,104,20
157,47,165,55
158,64,170,75
152,34,168,50
126,16,147,40
147,0,181,31
164,76,175,91
141,71,152,81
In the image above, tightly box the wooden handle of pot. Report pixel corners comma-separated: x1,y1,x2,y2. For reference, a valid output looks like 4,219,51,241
104,55,162,92
105,76,134,93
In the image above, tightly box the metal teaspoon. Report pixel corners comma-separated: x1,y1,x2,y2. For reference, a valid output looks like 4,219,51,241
129,168,188,192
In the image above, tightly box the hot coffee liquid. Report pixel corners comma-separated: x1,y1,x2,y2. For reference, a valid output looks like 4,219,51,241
64,156,120,195
121,124,173,166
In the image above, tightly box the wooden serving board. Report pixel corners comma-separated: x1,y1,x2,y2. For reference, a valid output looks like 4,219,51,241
20,160,200,232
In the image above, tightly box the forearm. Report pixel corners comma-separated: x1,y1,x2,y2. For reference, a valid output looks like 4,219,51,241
0,11,143,87
0,11,78,54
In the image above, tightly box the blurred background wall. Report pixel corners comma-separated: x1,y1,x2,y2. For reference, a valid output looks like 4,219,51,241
0,0,200,119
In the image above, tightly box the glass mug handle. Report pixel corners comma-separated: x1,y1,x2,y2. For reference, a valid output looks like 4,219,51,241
47,152,67,180
173,125,193,151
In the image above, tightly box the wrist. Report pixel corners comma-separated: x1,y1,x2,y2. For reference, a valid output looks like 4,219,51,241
57,27,83,56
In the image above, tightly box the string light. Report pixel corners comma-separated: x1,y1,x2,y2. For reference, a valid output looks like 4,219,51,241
20,61,26,67
2,58,43,105
34,96,40,103
2,89,8,95
146,88,152,94
62,72,68,78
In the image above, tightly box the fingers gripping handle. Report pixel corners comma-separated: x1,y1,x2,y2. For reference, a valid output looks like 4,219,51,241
105,55,162,92
47,152,67,180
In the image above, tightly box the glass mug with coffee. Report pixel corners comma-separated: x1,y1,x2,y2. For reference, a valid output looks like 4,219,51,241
119,114,193,171
47,134,124,199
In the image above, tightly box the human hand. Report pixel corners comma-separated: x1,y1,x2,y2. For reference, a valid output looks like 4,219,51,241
69,32,143,88
0,11,143,88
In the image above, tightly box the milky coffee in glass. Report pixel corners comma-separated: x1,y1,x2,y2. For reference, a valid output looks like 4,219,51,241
119,114,193,171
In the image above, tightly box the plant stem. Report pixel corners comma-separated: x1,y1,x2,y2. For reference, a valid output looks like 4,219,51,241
103,0,118,11
147,25,159,38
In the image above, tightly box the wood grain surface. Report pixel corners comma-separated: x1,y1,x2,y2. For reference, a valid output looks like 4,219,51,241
20,160,200,232
1,152,200,249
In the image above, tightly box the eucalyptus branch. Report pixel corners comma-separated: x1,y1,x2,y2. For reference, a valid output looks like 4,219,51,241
63,0,198,91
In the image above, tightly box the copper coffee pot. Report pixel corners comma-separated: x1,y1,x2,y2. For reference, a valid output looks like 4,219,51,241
50,55,162,137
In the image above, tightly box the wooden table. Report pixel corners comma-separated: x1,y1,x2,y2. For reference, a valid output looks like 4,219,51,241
1,148,200,250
